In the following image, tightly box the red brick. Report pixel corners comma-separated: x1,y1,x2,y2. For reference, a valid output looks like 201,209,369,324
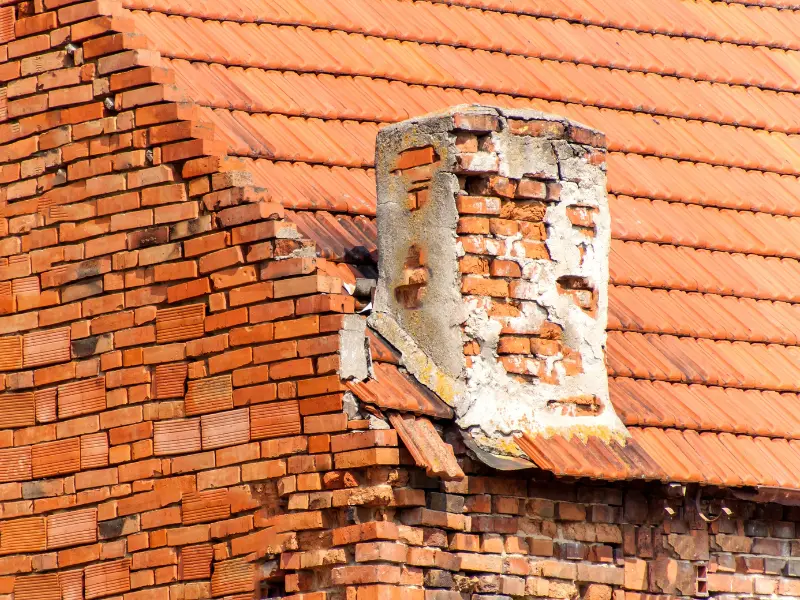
299,393,344,416
183,232,228,258
228,281,274,307
232,383,277,407
231,365,269,387
153,261,197,282
186,334,229,357
204,307,248,332
229,323,274,346
295,294,355,315
167,277,211,303
274,316,319,340
262,258,316,280
270,358,314,380
273,275,342,299
208,347,252,375
249,299,294,323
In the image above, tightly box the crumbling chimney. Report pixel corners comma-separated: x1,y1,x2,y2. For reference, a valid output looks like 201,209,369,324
370,105,627,453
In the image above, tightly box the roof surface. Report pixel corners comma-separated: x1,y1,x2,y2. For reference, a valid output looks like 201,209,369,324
121,0,800,486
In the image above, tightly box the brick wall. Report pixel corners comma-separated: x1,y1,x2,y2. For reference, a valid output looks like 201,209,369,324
0,3,796,600
257,430,800,600
0,1,360,598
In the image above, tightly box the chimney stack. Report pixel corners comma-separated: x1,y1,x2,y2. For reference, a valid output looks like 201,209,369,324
370,105,626,453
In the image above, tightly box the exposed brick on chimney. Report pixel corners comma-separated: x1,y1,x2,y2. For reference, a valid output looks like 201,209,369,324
371,105,625,457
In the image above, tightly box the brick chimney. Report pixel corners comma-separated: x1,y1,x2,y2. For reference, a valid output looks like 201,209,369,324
370,105,627,453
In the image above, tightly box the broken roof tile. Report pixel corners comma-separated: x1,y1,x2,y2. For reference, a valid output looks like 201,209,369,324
347,362,453,419
517,427,800,488
388,412,464,481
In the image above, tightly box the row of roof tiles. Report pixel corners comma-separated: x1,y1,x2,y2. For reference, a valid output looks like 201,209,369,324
609,240,800,302
436,0,800,47
171,63,800,177
167,58,800,137
126,0,800,93
124,0,800,52
285,211,377,264
131,12,800,132
198,105,800,178
275,208,800,307
610,195,800,259
242,156,800,218
610,378,800,439
518,427,800,487
352,330,800,448
284,209,800,347
355,371,800,442
607,331,800,392
608,286,800,346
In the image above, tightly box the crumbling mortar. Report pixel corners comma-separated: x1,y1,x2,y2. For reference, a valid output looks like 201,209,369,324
373,105,627,459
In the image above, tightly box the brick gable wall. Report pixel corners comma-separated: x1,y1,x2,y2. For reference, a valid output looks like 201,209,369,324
0,2,798,600
0,0,361,598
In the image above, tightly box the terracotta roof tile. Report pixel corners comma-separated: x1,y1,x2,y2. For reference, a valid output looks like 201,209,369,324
388,413,464,481
286,211,377,263
610,378,800,439
366,330,401,366
518,427,800,487
347,362,453,420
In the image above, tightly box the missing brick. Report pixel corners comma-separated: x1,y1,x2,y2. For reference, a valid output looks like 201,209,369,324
394,244,430,310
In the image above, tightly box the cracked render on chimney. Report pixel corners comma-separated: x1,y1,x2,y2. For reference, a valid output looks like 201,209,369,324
368,105,628,457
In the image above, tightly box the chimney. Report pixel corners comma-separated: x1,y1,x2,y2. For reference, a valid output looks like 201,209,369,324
370,105,627,453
